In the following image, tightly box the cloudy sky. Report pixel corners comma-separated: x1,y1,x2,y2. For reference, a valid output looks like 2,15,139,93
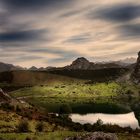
0,0,140,67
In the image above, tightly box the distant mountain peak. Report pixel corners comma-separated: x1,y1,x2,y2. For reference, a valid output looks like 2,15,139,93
72,57,89,64
29,66,38,70
66,57,94,70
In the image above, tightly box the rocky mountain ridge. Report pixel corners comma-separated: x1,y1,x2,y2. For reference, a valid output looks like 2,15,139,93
0,62,24,72
0,57,136,72
132,51,140,83
64,57,127,70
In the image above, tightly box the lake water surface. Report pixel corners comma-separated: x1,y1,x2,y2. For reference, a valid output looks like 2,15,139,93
70,112,139,129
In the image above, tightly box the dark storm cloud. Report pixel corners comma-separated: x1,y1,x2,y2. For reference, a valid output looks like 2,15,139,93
0,29,46,42
29,47,81,57
47,55,77,63
120,24,140,38
91,4,140,22
28,47,82,63
1,0,75,12
64,33,92,44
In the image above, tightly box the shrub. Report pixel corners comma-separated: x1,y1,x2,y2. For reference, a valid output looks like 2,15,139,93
35,121,44,132
16,105,21,112
25,137,32,140
17,119,29,132
94,119,103,127
0,103,14,111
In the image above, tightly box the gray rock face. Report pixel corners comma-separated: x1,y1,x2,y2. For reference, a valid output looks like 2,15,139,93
65,57,95,70
64,132,118,140
132,51,140,83
64,57,123,70
0,88,11,102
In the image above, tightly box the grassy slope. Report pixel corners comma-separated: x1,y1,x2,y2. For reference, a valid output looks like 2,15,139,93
0,132,140,140
0,110,65,133
9,82,140,114
11,82,121,98
0,71,84,86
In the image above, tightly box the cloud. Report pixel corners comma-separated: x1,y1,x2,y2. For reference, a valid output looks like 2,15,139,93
64,33,92,44
92,4,140,22
120,24,140,38
0,29,47,42
27,47,83,65
1,0,75,12
16,55,43,61
0,0,139,67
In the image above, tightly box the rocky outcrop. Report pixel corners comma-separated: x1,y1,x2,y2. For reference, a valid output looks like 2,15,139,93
65,57,94,70
64,132,118,140
132,51,140,83
0,88,11,102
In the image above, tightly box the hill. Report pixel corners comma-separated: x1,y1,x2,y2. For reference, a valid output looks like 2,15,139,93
0,62,24,72
48,68,129,82
0,71,83,86
0,66,129,86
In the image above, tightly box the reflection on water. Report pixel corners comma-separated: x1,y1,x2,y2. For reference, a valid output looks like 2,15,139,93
70,112,139,129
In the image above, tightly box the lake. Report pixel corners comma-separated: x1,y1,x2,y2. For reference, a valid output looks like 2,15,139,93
70,112,139,129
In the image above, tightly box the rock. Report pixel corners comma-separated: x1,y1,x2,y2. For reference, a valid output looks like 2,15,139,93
64,57,123,70
132,51,140,83
65,57,95,70
64,132,118,140
0,88,11,102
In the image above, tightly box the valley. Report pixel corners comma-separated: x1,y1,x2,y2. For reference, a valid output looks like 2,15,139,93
0,53,140,140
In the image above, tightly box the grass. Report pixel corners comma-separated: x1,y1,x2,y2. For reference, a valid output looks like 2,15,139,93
0,131,79,140
0,110,21,133
10,82,121,98
0,110,65,133
9,82,138,114
0,132,140,140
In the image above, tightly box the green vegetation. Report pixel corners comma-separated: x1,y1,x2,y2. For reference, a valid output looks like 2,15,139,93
0,131,80,140
0,132,140,140
9,82,139,113
0,70,140,139
17,120,30,132
11,82,121,98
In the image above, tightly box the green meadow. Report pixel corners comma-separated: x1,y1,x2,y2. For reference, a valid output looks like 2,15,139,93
9,82,140,114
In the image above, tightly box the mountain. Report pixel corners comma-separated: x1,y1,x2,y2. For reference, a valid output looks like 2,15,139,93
115,57,136,66
0,62,24,72
132,51,140,83
0,57,135,72
120,57,136,64
29,66,38,71
65,57,94,70
64,57,123,70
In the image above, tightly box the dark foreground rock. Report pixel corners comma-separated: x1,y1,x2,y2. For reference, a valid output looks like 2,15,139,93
0,88,12,102
64,132,118,140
